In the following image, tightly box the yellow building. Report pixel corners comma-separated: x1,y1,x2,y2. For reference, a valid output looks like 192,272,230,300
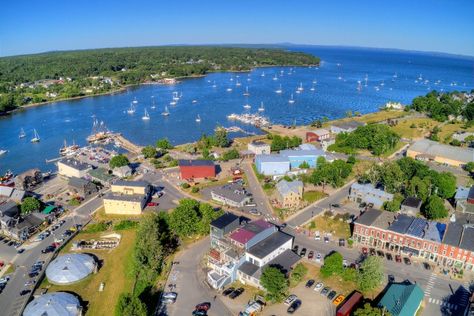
103,180,151,215
57,158,92,178
275,180,303,209
407,139,473,168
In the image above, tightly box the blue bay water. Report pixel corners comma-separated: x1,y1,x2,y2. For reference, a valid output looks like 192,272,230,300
0,46,473,174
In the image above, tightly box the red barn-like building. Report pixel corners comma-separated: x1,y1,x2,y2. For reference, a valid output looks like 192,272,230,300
178,160,216,180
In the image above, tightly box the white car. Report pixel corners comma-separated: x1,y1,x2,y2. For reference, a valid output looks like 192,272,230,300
316,253,322,262
314,282,323,291
343,259,348,267
314,231,321,240
284,294,298,306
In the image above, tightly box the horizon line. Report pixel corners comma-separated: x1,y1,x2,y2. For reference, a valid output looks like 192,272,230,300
1,43,474,60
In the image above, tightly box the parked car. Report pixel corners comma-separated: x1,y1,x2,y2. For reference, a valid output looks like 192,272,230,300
192,310,207,316
20,289,31,296
369,248,376,256
292,245,299,253
308,251,314,260
333,295,345,306
388,275,395,283
299,248,307,257
17,248,25,254
377,250,385,258
314,231,321,240
287,299,302,314
323,236,330,243
284,294,298,306
327,291,337,300
249,209,262,216
338,238,345,247
321,287,330,296
305,279,315,288
423,262,431,270
316,253,322,263
147,202,158,207
222,287,235,296
163,292,178,299
386,253,393,261
362,247,368,255
403,257,411,265
195,302,211,311
331,204,340,208
314,282,323,292
395,255,402,263
41,245,56,254
280,223,287,229
342,259,348,267
229,288,244,299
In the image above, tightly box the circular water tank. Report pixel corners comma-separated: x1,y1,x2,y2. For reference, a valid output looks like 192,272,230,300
46,253,96,285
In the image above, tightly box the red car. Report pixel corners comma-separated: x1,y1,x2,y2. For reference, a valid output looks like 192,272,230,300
395,255,402,263
195,302,211,311
147,202,158,207
362,247,368,255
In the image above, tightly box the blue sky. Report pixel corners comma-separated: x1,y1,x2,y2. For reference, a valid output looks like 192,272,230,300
1,0,473,57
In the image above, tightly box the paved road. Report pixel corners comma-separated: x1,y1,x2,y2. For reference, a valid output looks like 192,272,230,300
159,237,231,316
286,181,353,228
241,161,275,219
0,194,104,316
285,227,471,316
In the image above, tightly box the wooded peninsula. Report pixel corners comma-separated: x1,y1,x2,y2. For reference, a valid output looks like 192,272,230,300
0,46,320,113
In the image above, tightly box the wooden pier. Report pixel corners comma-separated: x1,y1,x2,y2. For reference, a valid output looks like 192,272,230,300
110,133,143,154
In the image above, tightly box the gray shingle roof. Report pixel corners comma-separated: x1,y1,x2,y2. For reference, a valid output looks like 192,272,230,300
59,158,92,171
276,180,303,197
388,215,414,234
238,261,259,277
460,226,474,252
210,213,239,230
113,180,149,187
355,208,383,226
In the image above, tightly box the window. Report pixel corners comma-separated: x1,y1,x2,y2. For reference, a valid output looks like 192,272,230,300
450,252,454,257
443,250,446,256
382,233,385,240
423,242,427,249
434,246,438,252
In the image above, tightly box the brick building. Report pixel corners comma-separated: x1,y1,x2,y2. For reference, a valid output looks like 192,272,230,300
178,160,216,180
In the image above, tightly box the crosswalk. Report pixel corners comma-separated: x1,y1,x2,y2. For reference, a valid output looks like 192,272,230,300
424,273,436,297
427,297,459,311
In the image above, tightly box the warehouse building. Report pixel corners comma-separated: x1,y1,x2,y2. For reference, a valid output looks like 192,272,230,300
255,154,290,176
57,158,93,178
103,180,151,215
407,139,473,167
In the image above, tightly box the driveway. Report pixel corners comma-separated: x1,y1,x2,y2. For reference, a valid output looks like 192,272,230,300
160,237,232,316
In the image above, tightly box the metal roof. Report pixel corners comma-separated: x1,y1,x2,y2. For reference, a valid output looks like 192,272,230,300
247,231,293,259
280,148,325,158
406,218,428,238
460,226,474,252
256,154,289,163
298,143,317,150
423,221,446,243
409,139,474,164
378,283,424,316
0,201,18,217
308,129,330,136
211,183,250,204
238,261,259,277
23,292,82,316
46,254,96,285
402,197,422,209
455,187,470,200
59,158,91,171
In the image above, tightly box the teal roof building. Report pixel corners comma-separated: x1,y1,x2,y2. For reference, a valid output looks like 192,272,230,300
378,283,424,316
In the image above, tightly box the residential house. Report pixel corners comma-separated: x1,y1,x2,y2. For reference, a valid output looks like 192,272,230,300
103,180,151,215
0,186,26,203
178,160,216,180
407,139,474,168
378,282,424,316
10,213,44,241
210,183,252,208
112,165,132,178
455,186,474,213
68,177,98,198
330,121,365,134
0,201,19,234
306,129,331,142
400,197,422,216
248,141,271,155
349,183,394,208
321,137,336,151
57,158,93,178
15,169,43,190
275,180,303,209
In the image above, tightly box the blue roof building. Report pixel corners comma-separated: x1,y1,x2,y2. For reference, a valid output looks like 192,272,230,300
255,155,290,176
378,283,424,316
280,148,324,169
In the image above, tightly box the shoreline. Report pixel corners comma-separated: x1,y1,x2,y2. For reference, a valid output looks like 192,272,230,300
1,64,318,116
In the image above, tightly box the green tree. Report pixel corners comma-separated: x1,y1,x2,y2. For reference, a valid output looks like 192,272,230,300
347,155,356,164
432,171,456,199
357,256,383,293
220,148,240,161
115,293,147,316
354,303,390,316
214,128,230,148
423,195,448,219
197,203,224,234
260,266,288,303
465,161,474,173
21,197,41,214
299,161,310,169
168,199,201,237
109,154,129,168
156,138,173,149
290,263,308,285
383,193,404,212
380,162,405,193
141,145,157,159
320,252,344,277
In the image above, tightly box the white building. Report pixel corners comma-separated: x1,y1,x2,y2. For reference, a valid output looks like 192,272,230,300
57,159,92,178
248,141,271,155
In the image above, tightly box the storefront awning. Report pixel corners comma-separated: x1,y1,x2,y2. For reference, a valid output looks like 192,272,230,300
402,246,420,256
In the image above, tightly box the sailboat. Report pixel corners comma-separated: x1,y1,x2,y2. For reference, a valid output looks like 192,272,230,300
59,139,79,156
273,74,278,81
19,128,26,139
243,86,250,96
127,103,135,114
310,83,316,91
169,98,177,106
297,82,304,92
195,115,201,122
0,149,7,156
275,84,283,94
261,71,265,77
172,92,180,101
258,102,265,112
31,129,40,143
161,106,170,116
364,74,368,87
132,97,138,104
235,80,241,87
192,100,198,104
357,80,362,92
226,87,233,92
288,94,295,104
142,108,150,120
150,96,156,109
212,81,217,88
243,97,251,109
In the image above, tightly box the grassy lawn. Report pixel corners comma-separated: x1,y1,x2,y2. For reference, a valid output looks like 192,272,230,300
323,110,407,128
303,191,327,203
438,122,474,143
40,229,137,316
380,141,407,158
391,117,438,139
307,214,351,239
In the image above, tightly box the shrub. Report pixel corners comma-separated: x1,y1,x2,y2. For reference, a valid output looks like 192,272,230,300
113,220,138,231
181,183,190,189
191,186,200,193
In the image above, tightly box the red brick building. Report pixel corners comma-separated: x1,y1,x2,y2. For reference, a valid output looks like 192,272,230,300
353,209,474,272
178,160,216,180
